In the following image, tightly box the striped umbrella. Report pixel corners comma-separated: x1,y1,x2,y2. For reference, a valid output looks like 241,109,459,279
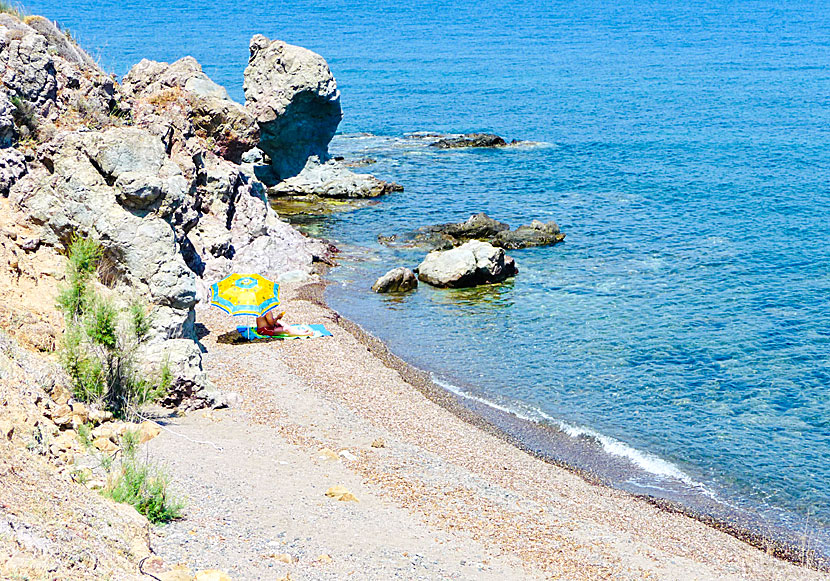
210,273,280,317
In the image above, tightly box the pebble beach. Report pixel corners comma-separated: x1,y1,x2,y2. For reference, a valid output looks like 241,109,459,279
144,283,827,580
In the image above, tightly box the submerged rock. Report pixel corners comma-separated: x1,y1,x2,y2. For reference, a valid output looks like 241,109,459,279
372,267,418,293
381,212,564,251
430,133,508,149
244,35,342,181
417,240,517,288
492,220,564,249
269,158,402,199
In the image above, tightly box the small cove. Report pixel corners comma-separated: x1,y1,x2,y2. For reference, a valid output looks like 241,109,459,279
29,0,830,561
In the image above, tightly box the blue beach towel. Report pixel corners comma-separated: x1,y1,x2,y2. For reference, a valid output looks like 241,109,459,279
236,324,332,341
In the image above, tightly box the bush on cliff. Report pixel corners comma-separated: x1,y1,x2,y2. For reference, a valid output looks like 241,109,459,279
104,430,183,524
57,235,169,418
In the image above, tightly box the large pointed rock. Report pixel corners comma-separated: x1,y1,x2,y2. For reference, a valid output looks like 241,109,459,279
243,35,342,181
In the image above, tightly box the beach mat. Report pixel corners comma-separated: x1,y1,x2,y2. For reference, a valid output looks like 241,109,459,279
217,324,331,345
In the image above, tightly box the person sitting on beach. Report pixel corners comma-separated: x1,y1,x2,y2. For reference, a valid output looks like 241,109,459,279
256,309,312,337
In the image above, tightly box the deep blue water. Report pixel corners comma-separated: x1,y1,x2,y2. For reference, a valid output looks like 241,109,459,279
32,0,830,549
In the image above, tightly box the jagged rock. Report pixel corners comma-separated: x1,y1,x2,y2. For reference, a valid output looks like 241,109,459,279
0,147,26,196
243,35,342,181
122,56,226,100
430,133,508,149
190,96,258,162
0,91,17,146
444,213,509,239
24,16,95,68
0,23,57,110
379,213,507,250
0,14,119,126
382,213,565,251
124,57,258,163
372,267,418,293
492,220,565,249
417,240,518,288
137,339,208,407
269,158,402,198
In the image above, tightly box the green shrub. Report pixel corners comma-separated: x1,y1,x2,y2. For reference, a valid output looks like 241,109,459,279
9,95,38,138
56,236,169,418
76,422,93,450
86,296,118,349
104,432,182,524
129,301,152,343
0,2,25,19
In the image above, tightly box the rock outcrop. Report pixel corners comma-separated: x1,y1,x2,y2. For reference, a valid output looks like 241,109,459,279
417,240,518,288
243,35,342,181
0,12,332,406
269,158,403,199
372,267,418,293
380,213,564,251
122,56,259,163
242,35,400,200
430,133,508,149
492,220,564,249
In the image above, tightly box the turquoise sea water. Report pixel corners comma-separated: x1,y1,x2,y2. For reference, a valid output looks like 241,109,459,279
33,0,830,552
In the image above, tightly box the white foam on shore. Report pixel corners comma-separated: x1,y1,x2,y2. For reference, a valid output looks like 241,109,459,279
432,376,701,487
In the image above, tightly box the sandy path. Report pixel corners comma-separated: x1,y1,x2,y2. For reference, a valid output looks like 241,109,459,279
147,286,827,580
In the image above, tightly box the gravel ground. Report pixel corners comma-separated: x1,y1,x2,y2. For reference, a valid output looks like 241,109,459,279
146,284,828,580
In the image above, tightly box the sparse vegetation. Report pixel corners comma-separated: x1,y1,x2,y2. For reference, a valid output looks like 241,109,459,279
0,1,25,19
10,95,39,139
104,430,183,524
56,235,168,419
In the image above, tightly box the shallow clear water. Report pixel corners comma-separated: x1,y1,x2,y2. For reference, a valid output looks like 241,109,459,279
32,0,830,547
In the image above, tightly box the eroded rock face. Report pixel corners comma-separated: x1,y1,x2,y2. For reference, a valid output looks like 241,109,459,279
372,267,418,293
123,57,259,164
417,240,518,288
0,15,120,127
269,158,403,199
0,147,26,196
243,35,342,181
0,13,334,408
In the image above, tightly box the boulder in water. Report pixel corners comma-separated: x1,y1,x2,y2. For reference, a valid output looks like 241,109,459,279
492,220,564,249
417,240,517,288
372,267,418,293
430,133,508,149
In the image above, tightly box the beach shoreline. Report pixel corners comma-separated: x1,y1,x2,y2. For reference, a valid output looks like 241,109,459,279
150,278,827,578
294,279,828,572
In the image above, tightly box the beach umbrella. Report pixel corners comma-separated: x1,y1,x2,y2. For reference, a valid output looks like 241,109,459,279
210,273,280,318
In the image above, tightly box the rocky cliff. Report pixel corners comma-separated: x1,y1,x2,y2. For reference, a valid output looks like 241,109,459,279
0,13,351,405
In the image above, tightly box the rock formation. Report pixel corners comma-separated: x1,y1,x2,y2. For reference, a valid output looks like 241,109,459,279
492,220,564,249
380,213,564,251
430,133,509,149
270,158,403,199
372,267,418,293
242,34,401,199
417,240,518,288
243,35,342,181
0,14,332,406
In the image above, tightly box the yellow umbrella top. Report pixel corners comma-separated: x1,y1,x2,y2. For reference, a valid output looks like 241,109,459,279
209,273,280,317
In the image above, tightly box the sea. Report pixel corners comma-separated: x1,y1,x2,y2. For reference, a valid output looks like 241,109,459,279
30,0,830,556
